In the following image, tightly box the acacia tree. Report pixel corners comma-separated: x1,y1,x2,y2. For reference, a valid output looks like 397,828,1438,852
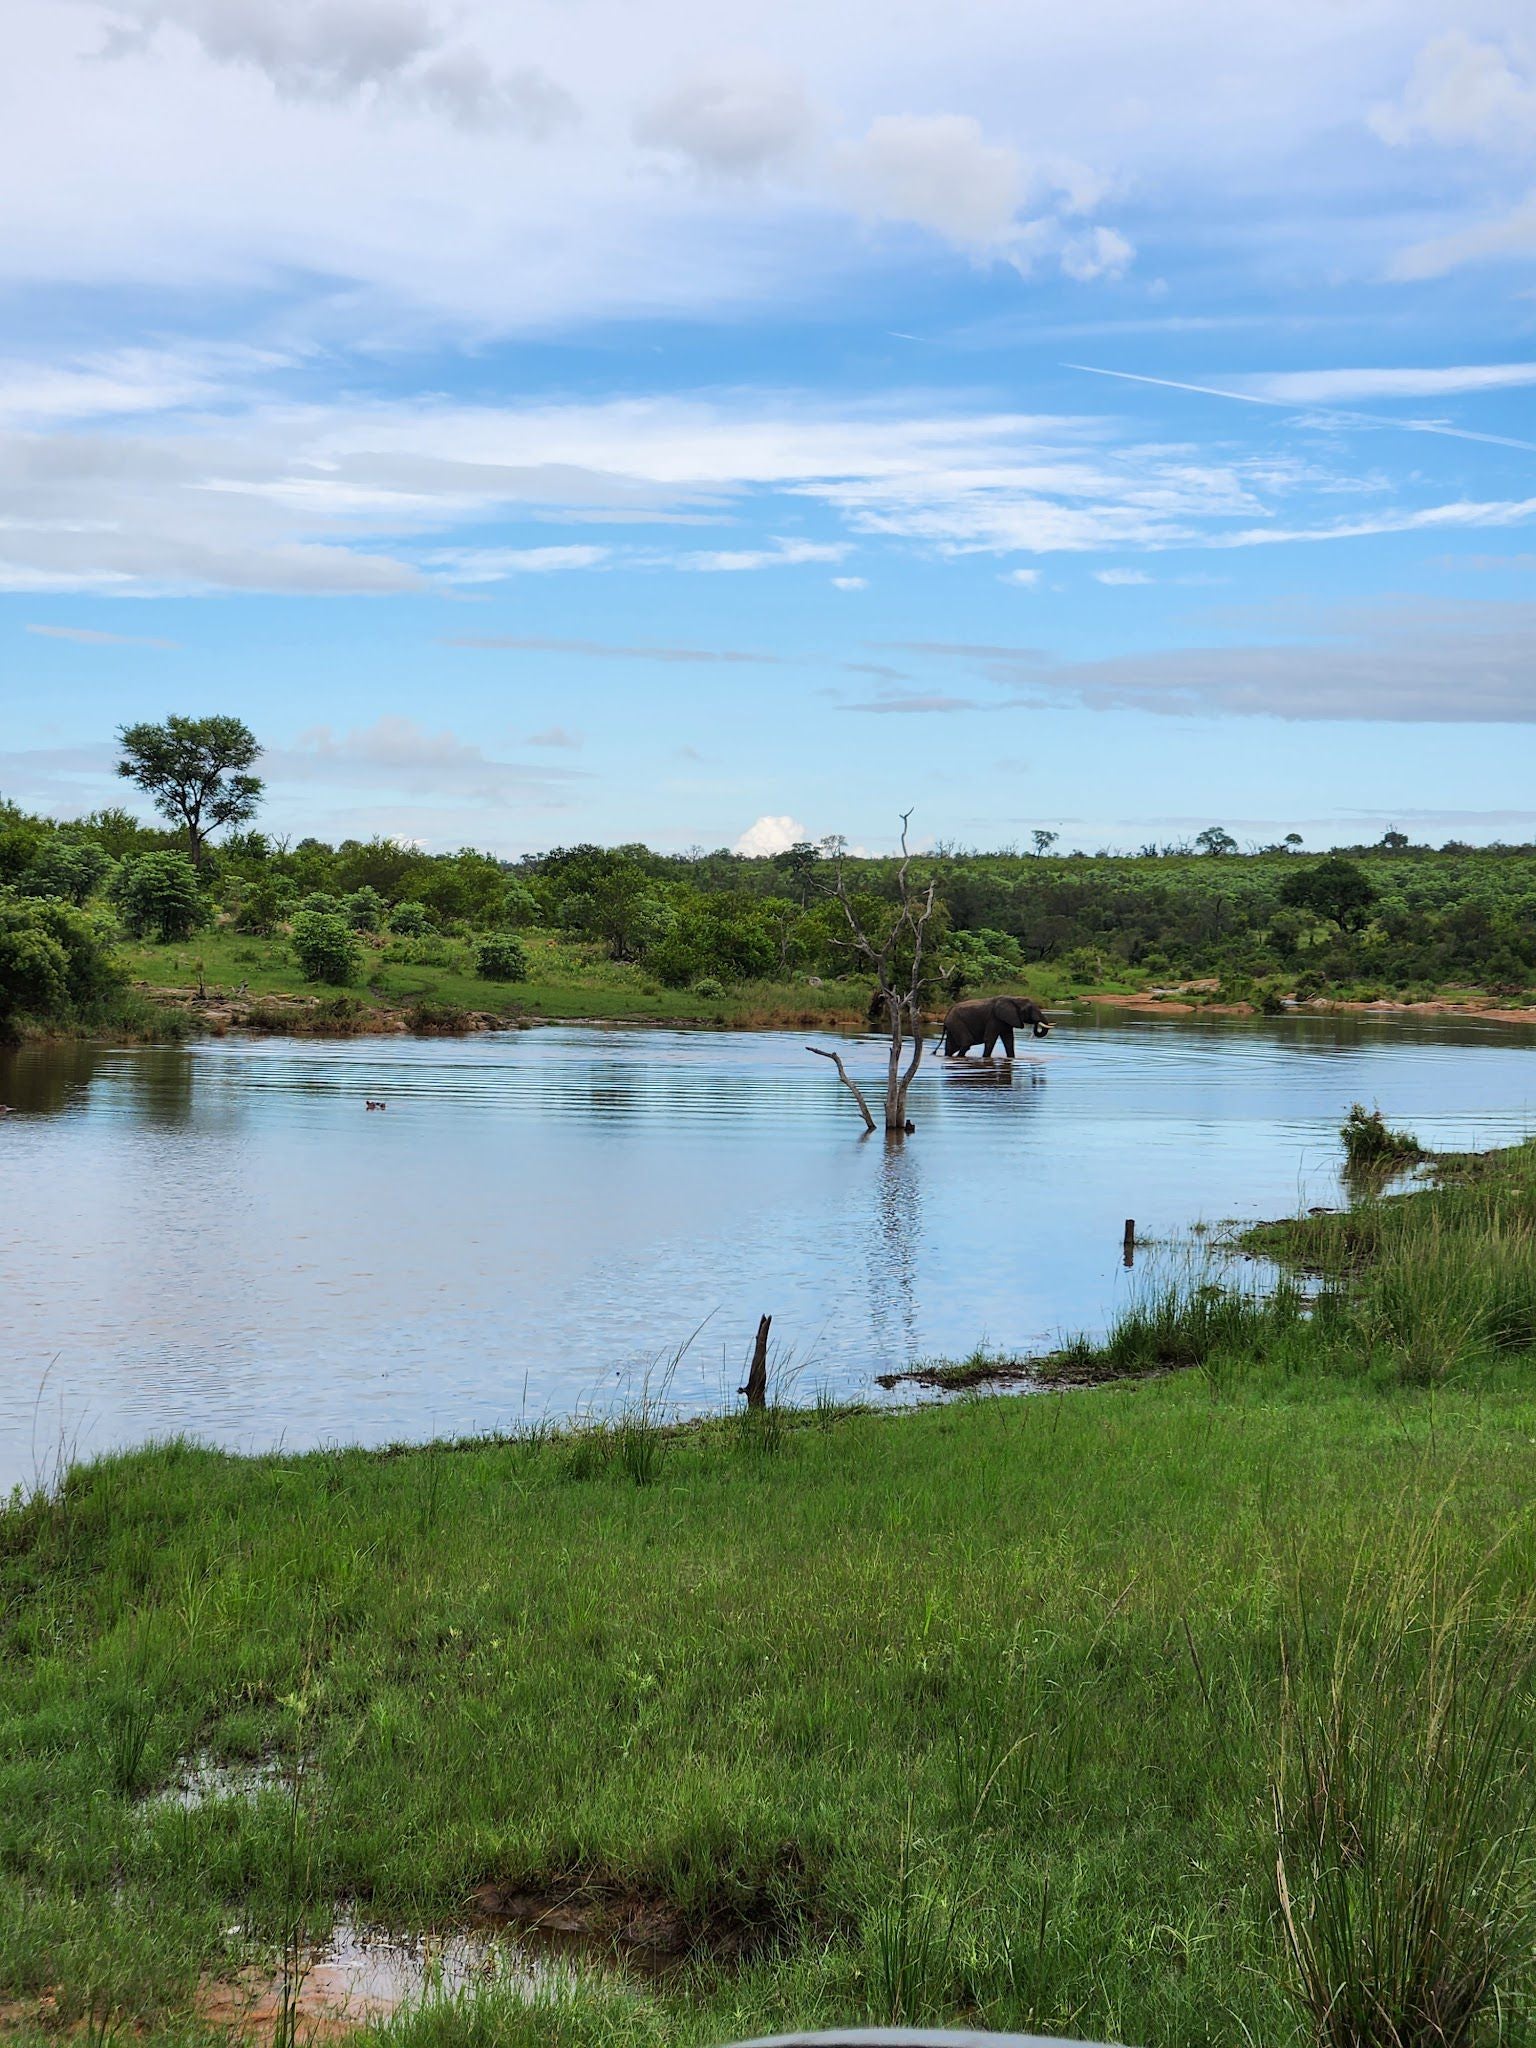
116,714,263,866
1279,855,1378,933
808,812,939,1136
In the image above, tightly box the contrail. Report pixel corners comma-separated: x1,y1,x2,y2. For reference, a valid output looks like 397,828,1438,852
1066,360,1536,456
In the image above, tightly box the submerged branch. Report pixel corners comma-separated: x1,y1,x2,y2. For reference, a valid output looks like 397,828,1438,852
807,1044,876,1133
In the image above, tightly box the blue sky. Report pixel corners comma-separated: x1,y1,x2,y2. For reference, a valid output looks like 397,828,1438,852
5,0,1536,856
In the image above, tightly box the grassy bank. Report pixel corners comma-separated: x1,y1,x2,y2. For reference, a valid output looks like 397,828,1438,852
7,1147,1536,2047
119,928,877,1032
117,931,1536,1042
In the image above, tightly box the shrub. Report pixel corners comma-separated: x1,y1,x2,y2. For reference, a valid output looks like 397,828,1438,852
474,933,529,982
0,897,122,1034
290,911,360,985
1341,1102,1423,1171
234,873,294,935
18,838,115,906
692,975,725,999
387,934,456,968
296,890,343,918
111,851,205,942
498,881,540,928
387,900,432,937
342,886,385,932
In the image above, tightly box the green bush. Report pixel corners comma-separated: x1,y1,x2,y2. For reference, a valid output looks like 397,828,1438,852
387,900,432,937
1341,1102,1423,1171
0,896,122,1034
17,838,115,906
692,975,725,999
111,851,205,942
234,873,294,935
387,934,456,967
343,886,385,932
474,933,530,982
290,910,360,985
498,881,540,928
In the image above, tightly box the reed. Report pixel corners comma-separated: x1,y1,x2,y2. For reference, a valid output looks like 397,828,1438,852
1273,1537,1536,2048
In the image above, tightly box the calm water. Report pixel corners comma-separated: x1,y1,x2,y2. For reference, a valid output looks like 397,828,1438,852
4,1014,1536,1488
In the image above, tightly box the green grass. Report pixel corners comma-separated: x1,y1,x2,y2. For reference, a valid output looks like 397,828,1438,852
119,928,875,1030
10,1148,1536,2045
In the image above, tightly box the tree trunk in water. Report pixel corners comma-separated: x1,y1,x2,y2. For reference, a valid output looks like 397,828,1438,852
883,993,925,1132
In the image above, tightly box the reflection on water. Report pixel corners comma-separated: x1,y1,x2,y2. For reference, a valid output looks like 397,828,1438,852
3,1014,1536,1487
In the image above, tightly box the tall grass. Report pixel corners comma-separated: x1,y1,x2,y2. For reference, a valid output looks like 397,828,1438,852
1062,1268,1310,1377
1358,1212,1536,1383
1273,1537,1536,2048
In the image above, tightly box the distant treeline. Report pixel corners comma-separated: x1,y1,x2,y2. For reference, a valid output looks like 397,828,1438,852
5,793,1536,1025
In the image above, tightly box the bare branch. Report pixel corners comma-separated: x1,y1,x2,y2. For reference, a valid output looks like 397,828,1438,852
807,1045,875,1133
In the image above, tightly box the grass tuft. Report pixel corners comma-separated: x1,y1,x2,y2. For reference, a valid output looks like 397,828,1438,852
1273,1538,1536,2048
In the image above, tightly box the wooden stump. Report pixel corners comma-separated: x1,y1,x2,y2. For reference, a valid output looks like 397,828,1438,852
741,1315,772,1409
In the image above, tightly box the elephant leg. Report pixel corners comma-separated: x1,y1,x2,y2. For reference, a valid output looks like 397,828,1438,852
999,1025,1017,1058
982,1029,997,1056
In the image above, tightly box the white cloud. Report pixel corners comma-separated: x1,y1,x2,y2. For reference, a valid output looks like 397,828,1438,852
734,813,806,855
1369,33,1536,154
1094,567,1152,584
527,725,582,748
426,544,611,582
837,113,1025,249
1002,567,1039,586
5,370,1533,597
634,63,817,176
831,574,867,589
673,537,850,571
1247,361,1536,402
1060,225,1134,281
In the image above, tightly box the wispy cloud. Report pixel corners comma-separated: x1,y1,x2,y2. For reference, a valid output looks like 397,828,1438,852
669,537,850,572
841,689,983,714
893,600,1536,722
425,544,611,581
1068,360,1536,457
265,716,588,805
446,633,785,665
25,622,181,649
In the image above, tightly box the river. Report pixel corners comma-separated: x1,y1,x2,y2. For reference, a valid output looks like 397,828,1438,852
3,1013,1535,1489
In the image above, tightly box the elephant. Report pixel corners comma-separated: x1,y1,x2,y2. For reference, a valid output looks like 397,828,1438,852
938,994,1050,1058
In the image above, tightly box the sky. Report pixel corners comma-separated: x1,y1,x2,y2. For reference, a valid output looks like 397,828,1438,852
4,1,1536,857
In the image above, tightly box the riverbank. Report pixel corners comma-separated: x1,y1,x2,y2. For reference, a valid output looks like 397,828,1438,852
113,934,1536,1042
114,927,874,1037
6,1140,1536,2047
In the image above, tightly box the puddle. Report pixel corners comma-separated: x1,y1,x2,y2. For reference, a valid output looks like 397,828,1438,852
145,1751,301,1811
200,1915,572,2038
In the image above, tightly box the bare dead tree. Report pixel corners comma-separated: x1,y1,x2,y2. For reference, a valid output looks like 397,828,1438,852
808,810,940,1135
